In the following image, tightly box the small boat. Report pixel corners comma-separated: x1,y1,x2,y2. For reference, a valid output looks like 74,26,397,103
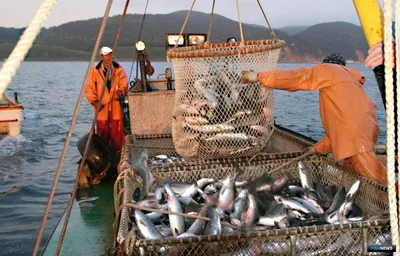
0,92,23,136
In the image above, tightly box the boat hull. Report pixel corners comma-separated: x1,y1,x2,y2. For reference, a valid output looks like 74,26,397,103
0,106,23,136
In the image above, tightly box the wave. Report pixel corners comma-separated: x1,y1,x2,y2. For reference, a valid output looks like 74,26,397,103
0,135,31,156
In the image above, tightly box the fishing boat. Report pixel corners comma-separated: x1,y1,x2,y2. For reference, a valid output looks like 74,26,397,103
42,30,391,256
0,92,23,136
0,0,395,255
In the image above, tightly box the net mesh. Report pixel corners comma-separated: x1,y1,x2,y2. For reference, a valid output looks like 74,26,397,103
116,145,390,255
168,40,284,160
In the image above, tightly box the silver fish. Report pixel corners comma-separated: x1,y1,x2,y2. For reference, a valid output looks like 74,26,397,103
258,204,288,226
274,195,311,214
132,148,155,199
184,202,215,236
287,185,305,194
222,225,235,234
258,215,287,227
154,187,166,204
250,125,270,135
298,161,314,190
218,171,239,212
240,193,258,228
155,155,168,160
293,197,324,214
165,181,193,195
179,181,198,198
136,199,162,209
225,110,252,124
230,189,249,225
303,189,324,213
135,210,164,240
194,79,218,105
345,180,360,202
164,183,185,236
203,208,221,236
203,184,218,194
196,178,216,189
325,187,346,215
155,224,173,237
185,116,209,125
315,182,333,209
185,123,235,133
205,133,256,143
146,204,168,222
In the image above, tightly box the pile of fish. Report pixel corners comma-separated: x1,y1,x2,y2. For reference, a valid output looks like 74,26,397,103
131,160,365,241
172,67,273,158
148,155,185,165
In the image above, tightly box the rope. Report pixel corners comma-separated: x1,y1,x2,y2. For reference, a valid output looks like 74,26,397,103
0,0,57,98
31,1,115,255
248,151,314,167
235,0,245,43
396,0,400,242
119,203,240,230
54,1,131,254
172,0,197,50
206,0,216,43
383,0,400,253
255,0,277,40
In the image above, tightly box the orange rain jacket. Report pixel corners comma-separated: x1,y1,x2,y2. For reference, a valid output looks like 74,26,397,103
85,61,128,121
257,63,380,162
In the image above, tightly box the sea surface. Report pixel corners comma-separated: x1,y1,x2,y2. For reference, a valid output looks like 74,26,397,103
0,61,387,255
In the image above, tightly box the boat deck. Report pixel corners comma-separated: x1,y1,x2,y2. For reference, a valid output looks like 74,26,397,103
41,183,115,256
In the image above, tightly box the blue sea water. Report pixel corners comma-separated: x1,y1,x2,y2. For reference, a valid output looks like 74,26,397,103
0,61,387,255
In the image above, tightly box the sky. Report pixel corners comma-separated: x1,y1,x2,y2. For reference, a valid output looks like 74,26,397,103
0,0,386,29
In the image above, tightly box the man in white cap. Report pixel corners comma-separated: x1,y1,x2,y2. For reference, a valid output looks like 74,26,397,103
85,46,128,156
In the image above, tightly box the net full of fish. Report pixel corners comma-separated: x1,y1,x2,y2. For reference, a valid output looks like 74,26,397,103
130,160,372,254
171,65,274,160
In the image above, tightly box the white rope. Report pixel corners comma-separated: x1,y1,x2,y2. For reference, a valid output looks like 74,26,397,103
384,0,399,253
0,0,57,98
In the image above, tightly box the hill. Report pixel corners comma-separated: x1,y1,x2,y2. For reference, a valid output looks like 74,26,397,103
0,11,368,62
278,25,309,36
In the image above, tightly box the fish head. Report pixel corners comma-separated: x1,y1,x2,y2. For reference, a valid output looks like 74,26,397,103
273,195,283,204
272,174,290,193
298,161,307,170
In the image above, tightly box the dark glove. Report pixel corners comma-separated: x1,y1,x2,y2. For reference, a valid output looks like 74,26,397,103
91,100,99,107
113,90,122,101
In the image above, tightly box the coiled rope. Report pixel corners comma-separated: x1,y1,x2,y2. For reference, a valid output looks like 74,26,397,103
383,0,399,253
0,0,57,98
32,0,115,255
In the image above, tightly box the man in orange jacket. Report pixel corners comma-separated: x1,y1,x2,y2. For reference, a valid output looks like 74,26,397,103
85,46,128,155
242,53,387,186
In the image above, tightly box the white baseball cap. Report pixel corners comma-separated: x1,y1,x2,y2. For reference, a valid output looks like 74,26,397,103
100,46,113,55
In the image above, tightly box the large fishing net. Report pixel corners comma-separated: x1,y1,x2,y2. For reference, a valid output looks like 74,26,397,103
167,40,285,160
